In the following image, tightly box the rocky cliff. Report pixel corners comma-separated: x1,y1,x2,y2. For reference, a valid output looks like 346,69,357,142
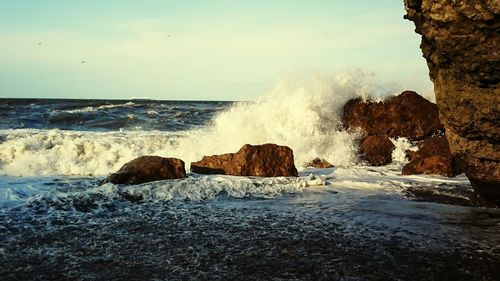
404,0,500,203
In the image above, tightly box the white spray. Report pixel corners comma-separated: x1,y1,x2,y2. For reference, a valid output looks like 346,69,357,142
0,71,406,176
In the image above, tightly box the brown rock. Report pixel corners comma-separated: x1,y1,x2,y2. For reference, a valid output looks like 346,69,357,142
406,135,452,161
404,0,500,203
190,144,298,177
402,155,455,177
359,135,395,166
103,156,186,185
342,91,444,141
454,156,500,203
305,158,334,168
405,135,462,176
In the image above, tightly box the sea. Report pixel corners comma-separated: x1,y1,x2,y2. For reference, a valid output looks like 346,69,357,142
1,79,499,280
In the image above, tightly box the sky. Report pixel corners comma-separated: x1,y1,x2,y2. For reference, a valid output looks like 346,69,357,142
0,0,431,100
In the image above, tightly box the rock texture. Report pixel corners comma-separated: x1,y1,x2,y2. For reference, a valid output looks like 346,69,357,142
404,135,461,177
402,136,461,177
402,155,455,177
342,91,443,141
359,135,395,166
342,90,443,166
190,144,298,177
404,0,500,202
103,156,186,185
305,158,334,169
406,135,452,161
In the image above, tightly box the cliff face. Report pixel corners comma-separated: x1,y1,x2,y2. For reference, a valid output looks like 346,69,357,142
404,0,500,203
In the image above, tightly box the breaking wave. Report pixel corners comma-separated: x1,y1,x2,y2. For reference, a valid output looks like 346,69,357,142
0,71,409,177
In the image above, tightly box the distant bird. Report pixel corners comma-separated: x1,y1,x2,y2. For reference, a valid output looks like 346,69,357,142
81,60,86,64
37,42,42,45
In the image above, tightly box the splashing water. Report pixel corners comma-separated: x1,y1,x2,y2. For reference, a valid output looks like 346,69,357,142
0,71,404,177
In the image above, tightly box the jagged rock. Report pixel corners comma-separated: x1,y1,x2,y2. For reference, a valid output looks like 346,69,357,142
402,155,455,177
404,135,461,177
103,156,186,185
190,144,298,177
406,135,452,161
342,91,443,166
342,91,443,141
359,135,395,166
306,158,334,168
404,0,500,203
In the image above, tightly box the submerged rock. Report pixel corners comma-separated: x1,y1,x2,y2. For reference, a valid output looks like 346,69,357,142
359,135,395,166
403,184,476,207
342,91,443,141
103,156,186,185
305,158,334,169
191,144,298,177
404,0,500,203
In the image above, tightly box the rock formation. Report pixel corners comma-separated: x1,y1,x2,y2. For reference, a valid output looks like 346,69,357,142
305,158,334,169
403,135,460,177
403,155,455,177
342,91,443,141
191,144,298,177
342,91,443,166
404,0,500,202
103,156,186,185
359,135,395,166
406,135,452,161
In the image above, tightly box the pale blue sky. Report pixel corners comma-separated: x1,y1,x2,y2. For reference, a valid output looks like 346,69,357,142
0,1,430,100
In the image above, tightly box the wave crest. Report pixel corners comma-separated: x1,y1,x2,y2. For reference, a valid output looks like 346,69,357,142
0,72,404,176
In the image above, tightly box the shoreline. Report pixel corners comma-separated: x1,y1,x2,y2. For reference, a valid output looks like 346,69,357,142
2,195,499,281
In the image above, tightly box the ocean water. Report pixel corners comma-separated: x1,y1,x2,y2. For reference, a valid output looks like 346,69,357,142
1,77,499,280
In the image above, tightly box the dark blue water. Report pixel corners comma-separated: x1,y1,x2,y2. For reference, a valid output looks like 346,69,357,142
0,99,232,131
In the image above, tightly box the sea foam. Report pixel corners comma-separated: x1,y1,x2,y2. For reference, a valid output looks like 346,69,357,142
0,72,405,177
